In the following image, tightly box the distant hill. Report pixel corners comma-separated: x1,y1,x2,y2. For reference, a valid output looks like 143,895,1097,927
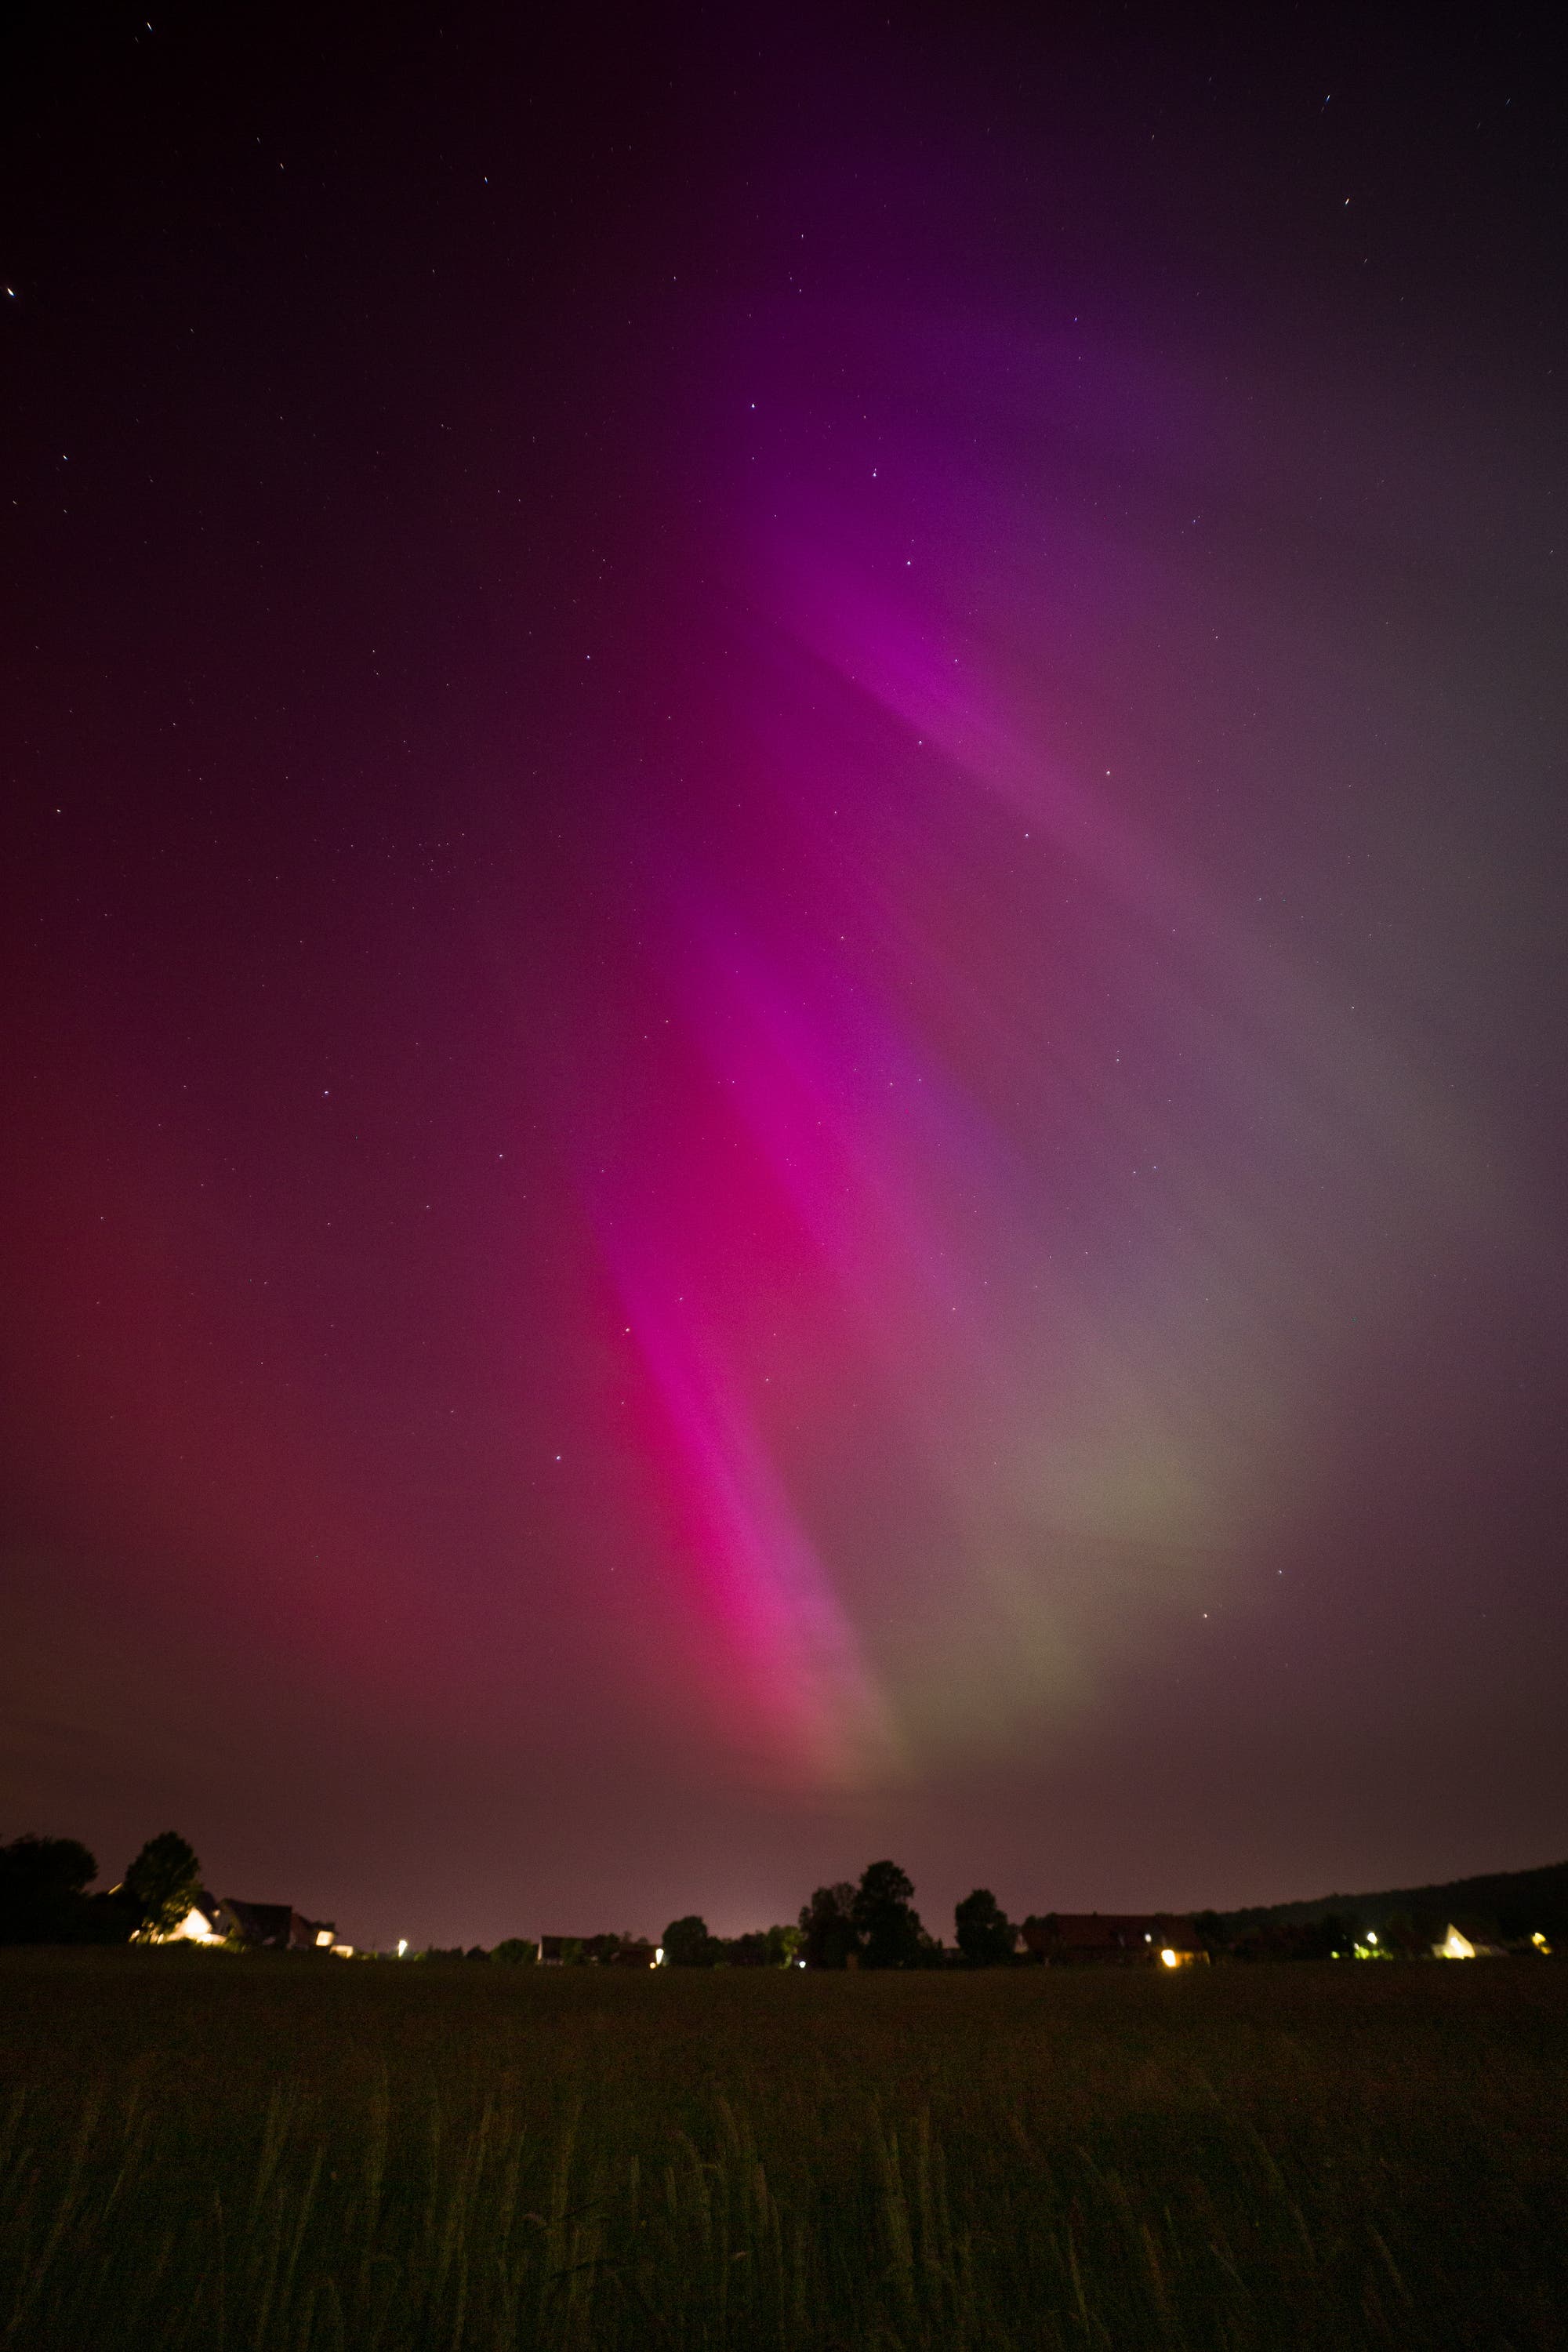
1213,1860,1568,1940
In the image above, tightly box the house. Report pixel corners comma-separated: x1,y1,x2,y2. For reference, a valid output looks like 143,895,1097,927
1022,1914,1206,1967
160,1892,227,1945
1433,1920,1509,1960
216,1899,341,1952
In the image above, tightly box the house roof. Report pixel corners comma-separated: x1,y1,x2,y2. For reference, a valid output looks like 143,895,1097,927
219,1900,336,1949
220,1900,295,1944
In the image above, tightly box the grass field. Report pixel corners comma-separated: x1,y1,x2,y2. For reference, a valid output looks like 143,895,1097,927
1,1951,1563,2349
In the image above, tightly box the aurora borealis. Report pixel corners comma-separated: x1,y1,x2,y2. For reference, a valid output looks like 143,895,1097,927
3,9,1565,1947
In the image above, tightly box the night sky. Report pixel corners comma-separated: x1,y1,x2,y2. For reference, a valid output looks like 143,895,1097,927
3,5,1565,1951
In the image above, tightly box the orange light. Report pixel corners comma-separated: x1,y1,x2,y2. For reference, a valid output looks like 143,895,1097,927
1160,1947,1179,1968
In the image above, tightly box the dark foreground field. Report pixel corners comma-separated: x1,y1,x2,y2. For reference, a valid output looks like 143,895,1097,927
1,1953,1564,2350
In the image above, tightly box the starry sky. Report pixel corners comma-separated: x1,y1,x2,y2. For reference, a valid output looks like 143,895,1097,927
2,5,1565,1950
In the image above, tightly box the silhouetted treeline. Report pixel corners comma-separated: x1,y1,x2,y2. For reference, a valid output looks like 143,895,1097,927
659,1918,800,1968
1208,1860,1568,1950
795,1864,939,1968
0,1831,201,1946
8,1827,1563,1965
418,1941,539,1963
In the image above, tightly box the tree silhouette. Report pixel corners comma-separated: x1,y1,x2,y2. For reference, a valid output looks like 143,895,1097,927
797,1882,862,1969
954,1887,1017,1966
852,1860,926,1969
0,1835,102,1944
123,1832,203,1939
662,1914,717,1966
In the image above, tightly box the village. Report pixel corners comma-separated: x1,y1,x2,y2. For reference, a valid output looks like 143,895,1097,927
2,1831,1555,1969
160,1905,1550,1969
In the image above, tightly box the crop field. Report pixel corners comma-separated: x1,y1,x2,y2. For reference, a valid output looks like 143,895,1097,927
1,1952,1564,2350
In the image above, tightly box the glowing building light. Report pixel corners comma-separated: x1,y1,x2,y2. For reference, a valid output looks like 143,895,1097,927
314,1929,333,1948
397,1939,408,1958
655,1947,666,1965
161,1905,224,1947
1438,1925,1475,1960
1366,1929,1377,1944
1531,1932,1551,1952
1160,1947,1179,1968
